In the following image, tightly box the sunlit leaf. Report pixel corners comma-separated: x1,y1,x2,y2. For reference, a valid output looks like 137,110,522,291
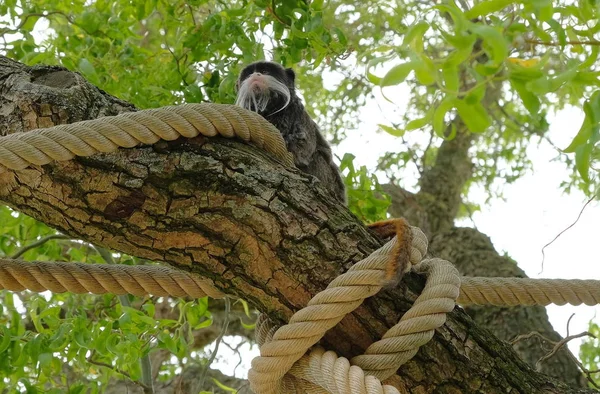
470,24,508,65
564,91,600,153
510,78,541,114
455,100,492,133
406,109,434,131
380,62,416,87
433,95,458,138
465,0,518,19
379,124,405,137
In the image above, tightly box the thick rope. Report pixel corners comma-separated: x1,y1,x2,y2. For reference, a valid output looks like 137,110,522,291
2,259,600,310
3,248,600,392
460,277,600,306
248,227,429,394
0,103,295,173
350,258,459,380
0,258,224,299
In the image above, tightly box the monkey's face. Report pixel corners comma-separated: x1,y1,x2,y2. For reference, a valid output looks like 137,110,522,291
235,61,296,116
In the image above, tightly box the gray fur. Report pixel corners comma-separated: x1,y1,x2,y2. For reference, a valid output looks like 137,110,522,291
235,61,346,203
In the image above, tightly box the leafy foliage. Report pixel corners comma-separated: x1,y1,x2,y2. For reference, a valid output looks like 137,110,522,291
340,153,391,223
363,1,600,194
580,321,600,386
0,206,214,392
2,0,600,391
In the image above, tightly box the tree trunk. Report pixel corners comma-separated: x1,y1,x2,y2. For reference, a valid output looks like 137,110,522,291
0,55,592,393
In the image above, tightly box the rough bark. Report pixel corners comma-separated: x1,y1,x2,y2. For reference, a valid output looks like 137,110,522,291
0,55,594,393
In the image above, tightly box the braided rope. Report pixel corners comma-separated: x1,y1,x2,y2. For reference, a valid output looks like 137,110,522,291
460,277,600,306
0,258,224,299
248,227,429,394
3,249,600,393
0,103,294,173
290,346,403,394
351,258,459,380
3,258,598,310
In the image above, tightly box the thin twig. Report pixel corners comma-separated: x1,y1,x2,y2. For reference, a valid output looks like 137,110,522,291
540,195,595,273
566,313,575,337
0,11,106,37
11,234,70,259
511,329,600,388
536,332,593,367
267,0,288,25
525,39,600,47
87,352,149,390
197,297,231,389
0,12,63,35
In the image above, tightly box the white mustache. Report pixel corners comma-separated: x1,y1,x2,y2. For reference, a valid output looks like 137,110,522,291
235,74,291,116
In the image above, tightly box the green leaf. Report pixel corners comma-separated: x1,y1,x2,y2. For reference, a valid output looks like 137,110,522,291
365,55,394,85
311,0,324,10
580,46,599,69
212,378,238,392
564,91,600,152
0,325,11,353
510,78,541,114
406,109,434,131
78,59,97,77
567,27,584,54
379,124,405,137
547,19,566,47
526,65,578,94
433,96,458,138
434,3,468,33
470,24,508,65
442,63,459,92
465,0,518,19
445,40,476,67
332,27,347,45
574,142,592,182
380,62,416,87
20,14,40,32
403,21,429,52
455,100,491,133
80,11,102,34
414,56,436,85
465,83,486,104
532,0,554,21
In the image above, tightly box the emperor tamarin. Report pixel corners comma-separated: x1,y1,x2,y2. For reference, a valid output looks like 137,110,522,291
235,61,346,203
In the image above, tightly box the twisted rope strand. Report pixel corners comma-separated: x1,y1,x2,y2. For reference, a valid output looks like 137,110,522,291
0,258,224,299
3,258,597,309
248,227,429,394
0,103,294,174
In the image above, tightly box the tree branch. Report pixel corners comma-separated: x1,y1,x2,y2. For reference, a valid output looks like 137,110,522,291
0,55,592,392
11,234,70,259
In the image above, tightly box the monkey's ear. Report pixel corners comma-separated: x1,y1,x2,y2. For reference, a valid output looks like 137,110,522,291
235,79,240,93
285,68,295,83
